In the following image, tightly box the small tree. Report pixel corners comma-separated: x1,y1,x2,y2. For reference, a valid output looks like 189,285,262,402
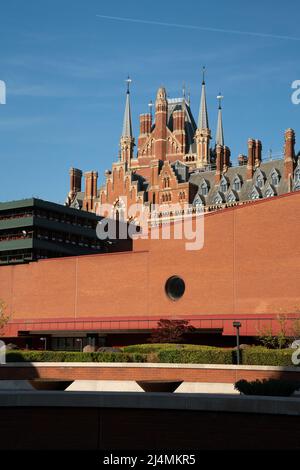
0,300,9,335
149,319,195,344
257,314,290,349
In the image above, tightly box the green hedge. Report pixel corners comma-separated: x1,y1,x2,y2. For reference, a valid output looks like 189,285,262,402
122,343,222,354
4,346,299,366
6,351,147,363
157,348,234,364
241,347,295,367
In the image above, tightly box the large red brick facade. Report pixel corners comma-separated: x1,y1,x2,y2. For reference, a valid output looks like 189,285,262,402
1,191,300,339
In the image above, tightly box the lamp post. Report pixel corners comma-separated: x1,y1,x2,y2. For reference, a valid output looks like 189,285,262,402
40,337,47,351
233,321,241,365
76,338,83,352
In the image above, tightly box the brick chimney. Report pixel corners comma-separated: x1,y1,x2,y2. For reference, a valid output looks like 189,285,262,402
138,113,152,155
83,170,98,211
172,109,185,150
254,139,262,168
284,128,295,179
246,138,255,180
223,146,231,172
69,168,82,197
154,87,167,160
215,145,224,184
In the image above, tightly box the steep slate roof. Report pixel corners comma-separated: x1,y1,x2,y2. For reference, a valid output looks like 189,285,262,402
189,158,289,206
166,98,197,154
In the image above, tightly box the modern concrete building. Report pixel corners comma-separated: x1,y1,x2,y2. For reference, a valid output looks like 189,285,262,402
0,198,131,265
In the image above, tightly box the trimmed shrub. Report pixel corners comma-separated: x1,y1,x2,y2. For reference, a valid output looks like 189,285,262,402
146,352,160,363
5,350,147,363
235,378,300,396
157,348,233,364
4,345,299,366
241,346,295,367
122,343,222,354
123,343,178,354
91,352,147,363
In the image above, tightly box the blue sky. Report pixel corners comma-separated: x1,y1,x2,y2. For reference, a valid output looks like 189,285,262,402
0,0,300,203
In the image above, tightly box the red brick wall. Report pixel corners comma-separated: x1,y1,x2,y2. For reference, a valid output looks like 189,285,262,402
0,192,300,336
0,364,299,383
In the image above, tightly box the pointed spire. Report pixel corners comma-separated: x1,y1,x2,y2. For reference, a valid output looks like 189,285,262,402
122,76,133,138
198,66,209,130
187,88,190,106
216,92,224,146
148,100,153,119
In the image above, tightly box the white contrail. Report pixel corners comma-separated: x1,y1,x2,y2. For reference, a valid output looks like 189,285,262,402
96,14,300,42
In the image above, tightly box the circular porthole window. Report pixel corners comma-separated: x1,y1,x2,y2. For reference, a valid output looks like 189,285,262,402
165,276,185,301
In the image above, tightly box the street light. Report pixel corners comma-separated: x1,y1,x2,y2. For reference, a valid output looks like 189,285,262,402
233,321,242,365
76,338,83,352
40,337,47,351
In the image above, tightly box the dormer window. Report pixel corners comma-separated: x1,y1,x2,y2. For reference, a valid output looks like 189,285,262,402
226,190,237,203
200,180,209,196
233,175,242,192
254,169,265,189
212,192,223,205
249,186,261,200
256,175,264,189
193,194,204,207
264,183,276,198
295,167,300,183
270,169,280,187
219,176,228,193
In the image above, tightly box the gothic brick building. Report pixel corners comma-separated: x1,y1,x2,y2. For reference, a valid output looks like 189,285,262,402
66,74,300,219
1,74,300,348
